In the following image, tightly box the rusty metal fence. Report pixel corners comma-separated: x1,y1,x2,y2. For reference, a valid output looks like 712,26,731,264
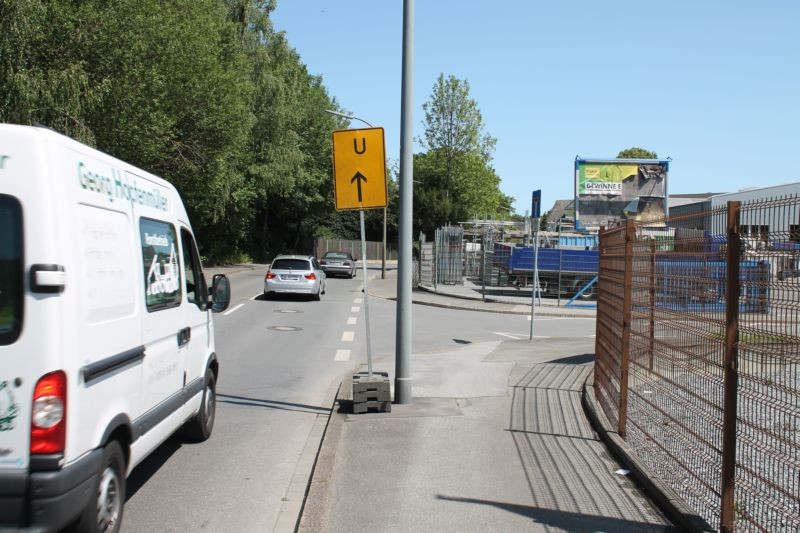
595,198,800,532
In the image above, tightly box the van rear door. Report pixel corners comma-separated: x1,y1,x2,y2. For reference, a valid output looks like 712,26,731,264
0,195,26,471
0,128,61,489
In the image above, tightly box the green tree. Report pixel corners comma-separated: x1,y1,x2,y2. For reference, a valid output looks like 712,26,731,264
617,147,658,159
0,0,393,262
421,74,496,194
0,0,100,142
414,74,511,235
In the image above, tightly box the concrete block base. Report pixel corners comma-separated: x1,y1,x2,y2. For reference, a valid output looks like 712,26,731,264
352,372,391,414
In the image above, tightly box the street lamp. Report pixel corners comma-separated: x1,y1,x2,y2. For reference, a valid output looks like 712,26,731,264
325,109,388,279
325,109,373,128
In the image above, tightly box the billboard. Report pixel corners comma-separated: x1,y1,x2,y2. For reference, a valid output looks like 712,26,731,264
575,159,668,228
578,164,638,196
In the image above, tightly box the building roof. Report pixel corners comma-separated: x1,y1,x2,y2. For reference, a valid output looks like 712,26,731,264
668,193,722,209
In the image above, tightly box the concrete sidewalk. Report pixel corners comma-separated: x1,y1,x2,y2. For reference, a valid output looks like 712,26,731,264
298,274,680,532
300,341,676,532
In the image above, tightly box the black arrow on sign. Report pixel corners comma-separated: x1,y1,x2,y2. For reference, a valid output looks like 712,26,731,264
351,171,368,202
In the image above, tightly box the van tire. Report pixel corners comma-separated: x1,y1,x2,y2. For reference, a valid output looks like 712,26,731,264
183,368,216,442
70,441,126,533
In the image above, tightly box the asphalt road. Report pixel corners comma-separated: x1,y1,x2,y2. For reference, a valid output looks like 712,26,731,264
120,267,596,532
121,267,368,532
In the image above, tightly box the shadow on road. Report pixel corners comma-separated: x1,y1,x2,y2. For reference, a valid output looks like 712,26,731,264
126,436,181,501
435,495,678,532
548,353,595,365
253,293,319,302
217,394,329,414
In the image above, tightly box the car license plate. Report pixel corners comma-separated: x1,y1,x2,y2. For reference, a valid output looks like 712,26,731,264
282,275,299,280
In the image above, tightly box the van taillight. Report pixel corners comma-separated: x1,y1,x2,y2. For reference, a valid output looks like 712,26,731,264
30,371,67,455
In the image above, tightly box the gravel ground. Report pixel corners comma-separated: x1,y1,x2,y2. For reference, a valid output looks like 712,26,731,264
620,358,799,531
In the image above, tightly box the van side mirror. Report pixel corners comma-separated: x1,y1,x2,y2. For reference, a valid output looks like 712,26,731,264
210,274,231,313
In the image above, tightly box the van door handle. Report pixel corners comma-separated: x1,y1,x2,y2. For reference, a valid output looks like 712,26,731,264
177,327,191,347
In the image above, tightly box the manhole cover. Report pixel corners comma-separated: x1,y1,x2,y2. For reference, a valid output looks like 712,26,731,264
268,326,302,332
275,309,303,314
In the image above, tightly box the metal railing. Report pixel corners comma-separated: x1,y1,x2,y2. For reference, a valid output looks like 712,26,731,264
595,197,800,531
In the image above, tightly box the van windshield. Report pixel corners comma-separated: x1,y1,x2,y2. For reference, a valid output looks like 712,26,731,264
0,195,23,345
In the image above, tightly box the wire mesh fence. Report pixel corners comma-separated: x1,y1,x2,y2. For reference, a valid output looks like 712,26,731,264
595,197,800,532
481,238,599,302
418,224,601,303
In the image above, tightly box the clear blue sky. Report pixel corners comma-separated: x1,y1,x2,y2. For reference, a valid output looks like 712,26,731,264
272,0,800,215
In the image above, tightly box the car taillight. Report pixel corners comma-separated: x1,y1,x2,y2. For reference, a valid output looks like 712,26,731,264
31,371,67,455
343,262,351,267
319,260,327,265
266,272,276,279
305,273,316,280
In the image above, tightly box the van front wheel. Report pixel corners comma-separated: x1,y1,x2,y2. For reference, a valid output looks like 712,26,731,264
183,368,216,441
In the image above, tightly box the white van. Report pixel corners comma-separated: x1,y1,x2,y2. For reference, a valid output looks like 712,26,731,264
0,124,231,532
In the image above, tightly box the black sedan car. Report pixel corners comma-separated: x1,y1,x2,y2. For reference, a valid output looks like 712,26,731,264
319,251,357,278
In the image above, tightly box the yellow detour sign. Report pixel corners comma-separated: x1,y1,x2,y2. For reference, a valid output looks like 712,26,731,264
331,127,388,211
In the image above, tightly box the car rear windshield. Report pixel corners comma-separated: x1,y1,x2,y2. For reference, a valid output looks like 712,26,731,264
324,253,350,259
0,195,23,345
271,259,311,271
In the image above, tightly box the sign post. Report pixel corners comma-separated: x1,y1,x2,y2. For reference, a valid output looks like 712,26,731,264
332,128,387,384
530,190,541,341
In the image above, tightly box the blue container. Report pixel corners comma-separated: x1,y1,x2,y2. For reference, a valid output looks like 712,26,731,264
558,235,598,249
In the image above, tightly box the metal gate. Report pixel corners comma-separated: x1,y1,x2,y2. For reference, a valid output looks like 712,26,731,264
435,226,463,285
420,242,434,286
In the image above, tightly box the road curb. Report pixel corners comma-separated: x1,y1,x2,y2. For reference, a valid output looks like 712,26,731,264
415,284,596,318
368,290,596,318
296,369,356,533
581,371,714,532
273,368,352,533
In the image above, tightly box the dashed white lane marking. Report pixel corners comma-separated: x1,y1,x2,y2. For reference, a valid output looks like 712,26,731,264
347,316,357,325
495,331,550,340
351,306,360,313
223,303,244,316
354,298,363,303
335,349,351,361
527,315,595,321
494,332,523,339
342,331,355,342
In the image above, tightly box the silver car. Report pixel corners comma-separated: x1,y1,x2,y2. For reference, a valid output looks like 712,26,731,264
319,251,357,278
264,255,326,300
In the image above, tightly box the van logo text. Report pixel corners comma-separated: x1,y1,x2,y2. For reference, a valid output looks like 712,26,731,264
78,162,169,212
